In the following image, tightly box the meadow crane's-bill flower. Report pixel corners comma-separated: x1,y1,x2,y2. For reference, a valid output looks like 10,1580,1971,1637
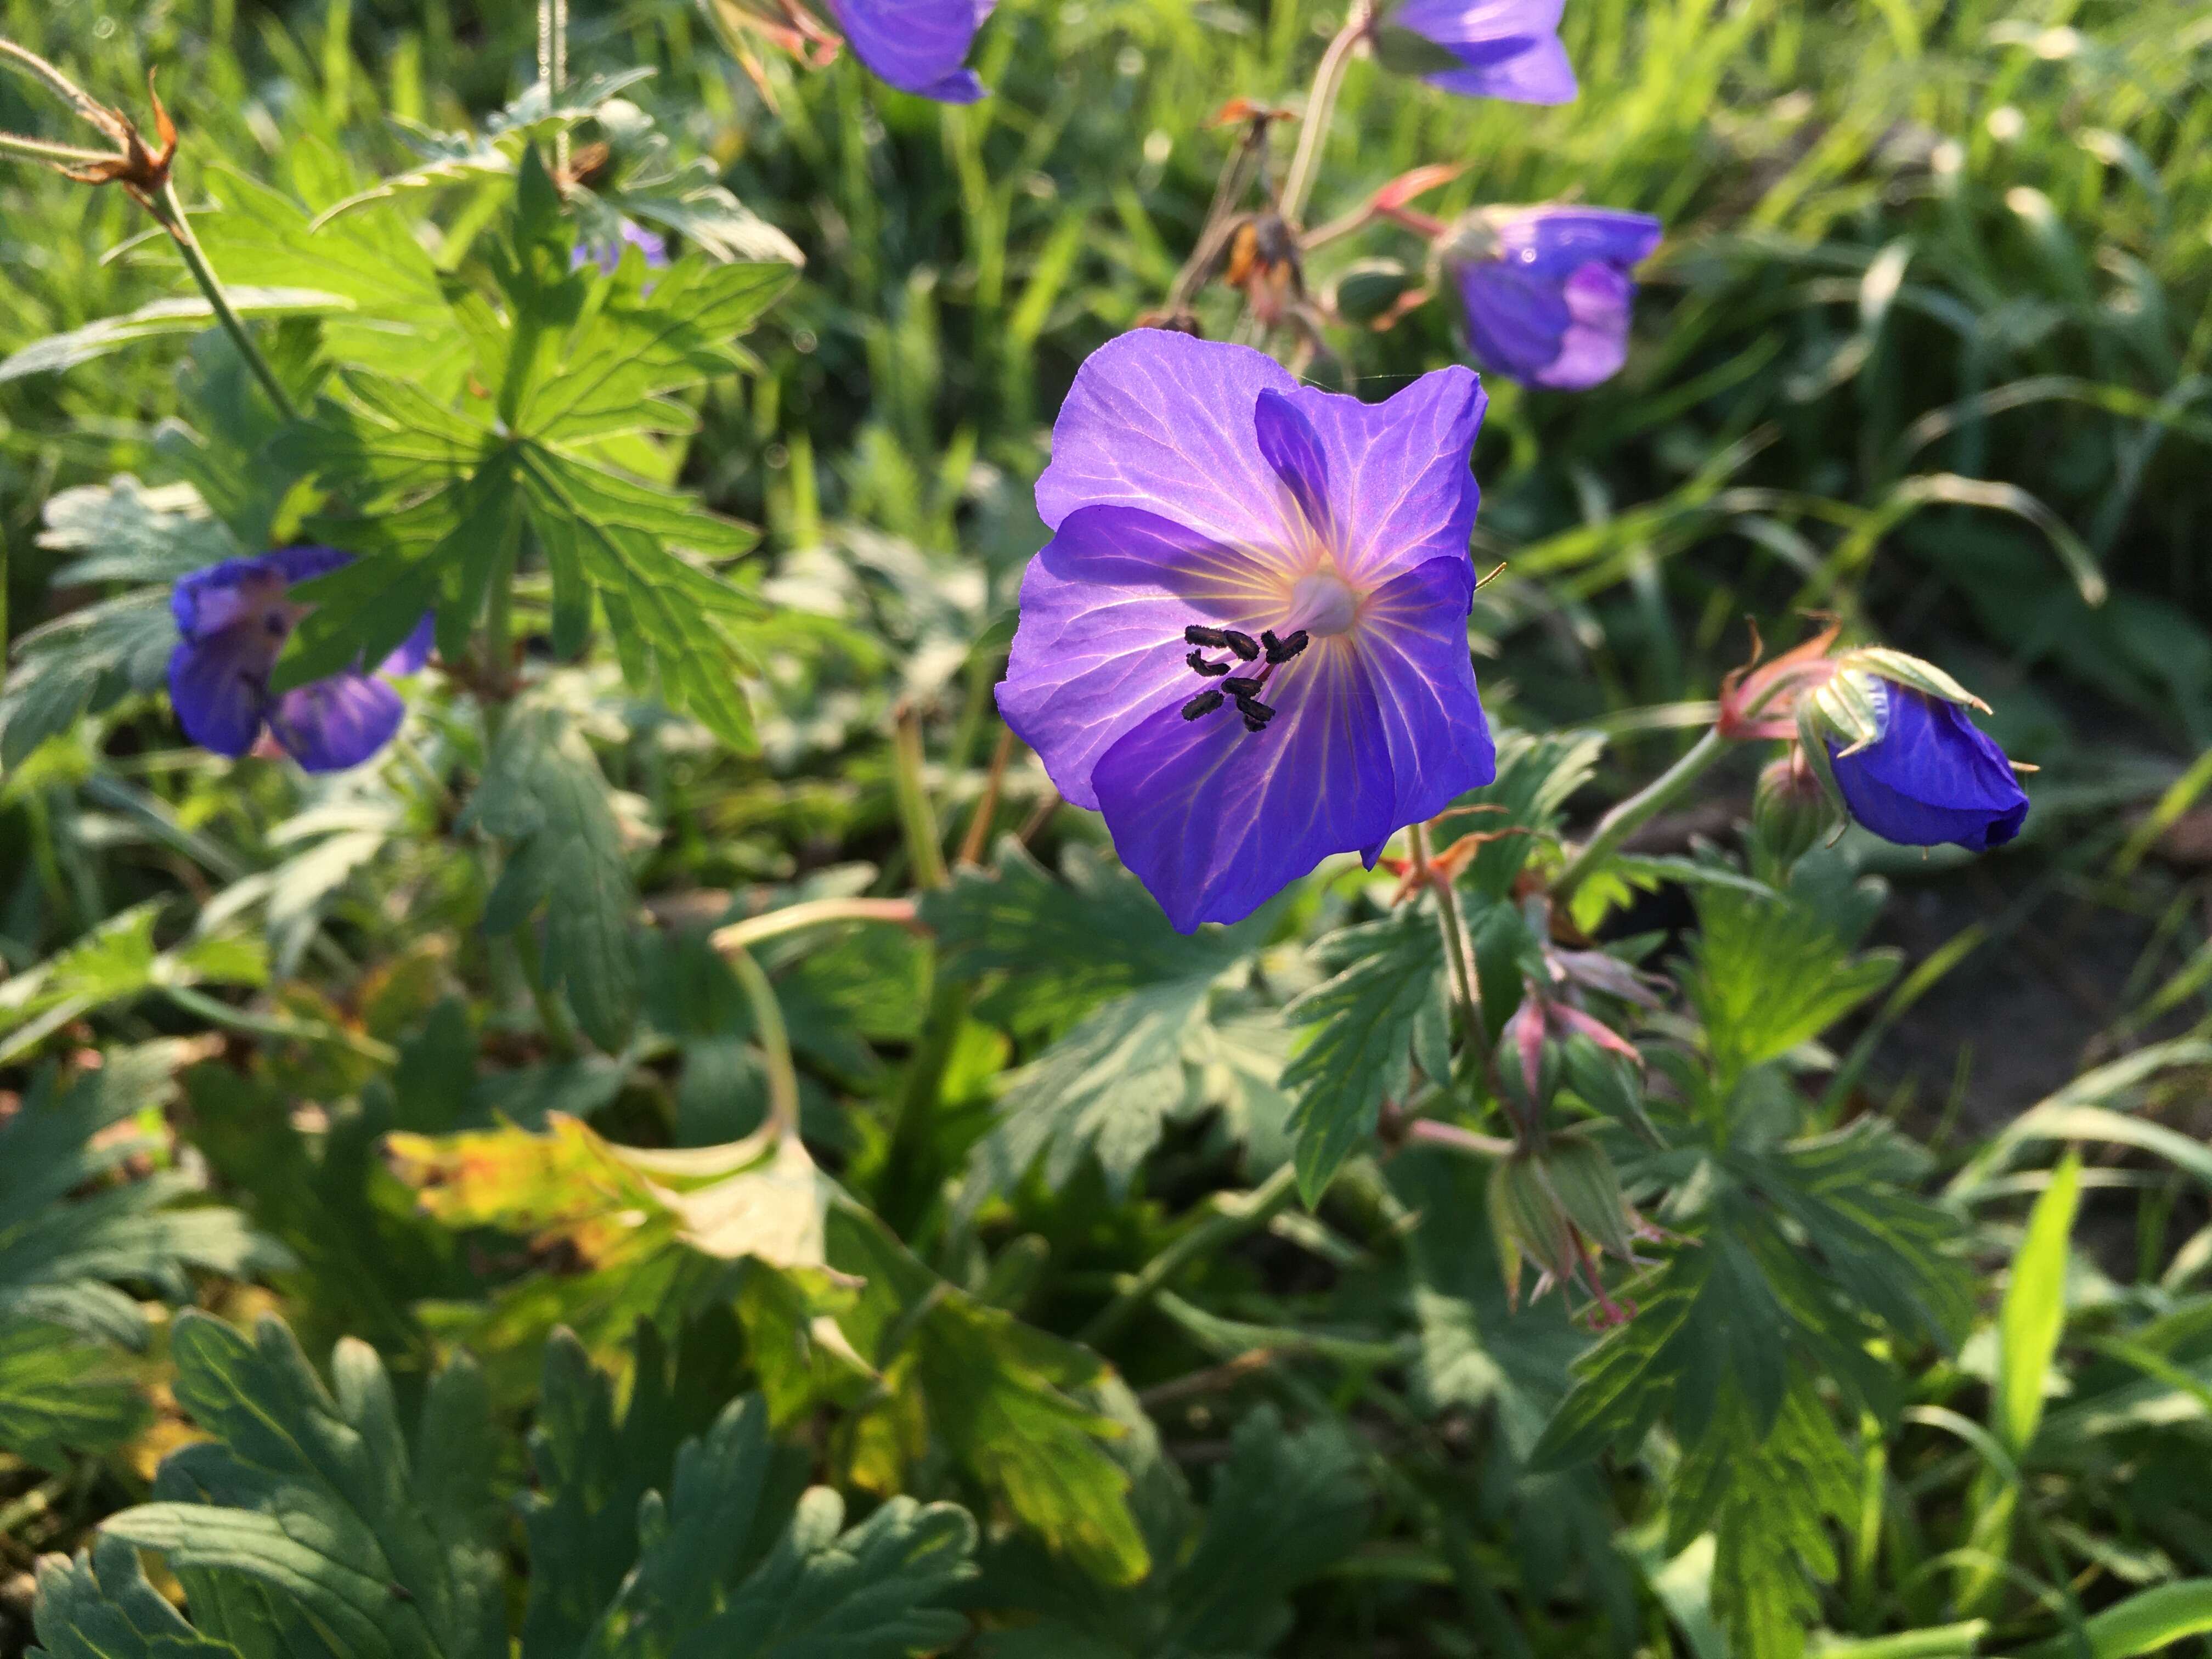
573,219,670,275
827,0,995,102
1372,0,1579,104
168,546,431,774
997,329,1499,932
1440,206,1662,390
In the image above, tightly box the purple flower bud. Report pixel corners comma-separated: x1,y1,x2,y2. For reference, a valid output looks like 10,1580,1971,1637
1441,205,1661,390
167,547,430,774
1376,0,1578,105
996,330,1499,932
1828,681,2029,853
824,0,995,103
572,219,670,276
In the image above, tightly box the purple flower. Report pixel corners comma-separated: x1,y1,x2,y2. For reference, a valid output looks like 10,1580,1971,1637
1379,0,1578,104
997,330,1499,932
573,220,670,276
826,0,994,103
1829,682,2029,853
168,547,431,774
1442,206,1661,390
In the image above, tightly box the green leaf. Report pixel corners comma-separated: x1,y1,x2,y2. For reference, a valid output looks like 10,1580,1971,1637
1666,1374,1859,1659
828,1204,1150,1587
111,1313,506,1659
1999,1152,2081,1453
1687,885,1901,1088
0,1317,148,1470
0,289,352,384
1442,729,1606,900
0,590,178,768
2015,1579,2212,1658
1282,909,1453,1203
39,475,248,585
29,1536,240,1659
0,905,269,1066
462,704,640,1052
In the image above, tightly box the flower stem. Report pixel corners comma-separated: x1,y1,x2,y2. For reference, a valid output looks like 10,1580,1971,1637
538,0,571,180
1404,1118,1516,1159
891,704,950,892
151,182,301,422
1413,821,1486,1052
1081,1161,1302,1346
1278,1,1373,230
0,128,111,167
958,725,1017,868
1551,724,1729,907
726,945,801,1138
710,896,923,957
0,38,108,123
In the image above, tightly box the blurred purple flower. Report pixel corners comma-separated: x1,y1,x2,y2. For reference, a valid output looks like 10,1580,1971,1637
826,0,995,103
997,330,1499,932
573,220,670,276
168,546,431,774
1443,206,1661,390
1829,681,2029,853
1379,0,1578,104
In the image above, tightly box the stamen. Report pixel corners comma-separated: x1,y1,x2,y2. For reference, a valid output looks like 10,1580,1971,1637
1187,649,1230,678
1265,629,1309,664
1237,696,1276,724
1184,624,1230,648
1221,676,1263,698
1242,708,1272,733
1223,630,1260,661
1182,690,1226,720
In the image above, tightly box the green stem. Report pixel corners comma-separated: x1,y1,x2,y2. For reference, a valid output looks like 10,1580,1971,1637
512,926,579,1059
1412,822,1486,1052
711,896,922,956
0,38,108,123
163,984,399,1065
726,945,801,1138
1551,724,1729,907
154,183,301,422
1403,1118,1515,1159
1277,1,1373,230
1081,1161,1302,1346
891,706,950,892
539,0,571,180
0,128,111,167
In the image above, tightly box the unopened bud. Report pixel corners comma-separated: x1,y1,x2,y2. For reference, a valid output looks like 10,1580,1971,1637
1539,1130,1640,1263
1753,749,1839,870
1489,1149,1575,1306
1327,258,1418,328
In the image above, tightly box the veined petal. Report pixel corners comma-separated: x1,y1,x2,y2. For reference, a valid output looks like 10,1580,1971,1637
1037,329,1301,556
268,673,405,774
1092,641,1400,933
1831,687,2028,852
1263,368,1487,588
1454,259,1568,383
1540,261,1634,390
826,0,994,101
380,614,435,678
1253,389,1338,549
167,633,269,759
265,544,354,586
1354,554,1498,832
997,505,1286,811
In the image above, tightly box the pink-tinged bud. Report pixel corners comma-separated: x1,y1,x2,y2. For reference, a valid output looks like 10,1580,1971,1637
1489,1131,1650,1326
1753,748,1839,870
1718,619,1842,740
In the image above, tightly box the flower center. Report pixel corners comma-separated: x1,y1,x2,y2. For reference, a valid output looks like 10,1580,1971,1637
1178,623,1311,735
1289,571,1358,637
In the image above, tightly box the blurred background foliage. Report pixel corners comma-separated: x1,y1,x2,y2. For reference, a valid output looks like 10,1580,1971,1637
3,0,2212,1656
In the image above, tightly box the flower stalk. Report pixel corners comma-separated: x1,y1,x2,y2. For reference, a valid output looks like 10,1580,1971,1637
1278,1,1374,230
1551,724,1728,906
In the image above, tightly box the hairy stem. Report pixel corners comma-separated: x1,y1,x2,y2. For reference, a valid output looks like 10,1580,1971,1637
891,704,950,891
1404,1118,1516,1159
1412,821,1486,1051
1278,1,1373,230
958,726,1018,868
539,0,571,179
1081,1161,1302,1346
0,128,111,167
0,38,108,123
711,896,923,957
153,183,301,422
726,945,802,1138
1551,724,1729,906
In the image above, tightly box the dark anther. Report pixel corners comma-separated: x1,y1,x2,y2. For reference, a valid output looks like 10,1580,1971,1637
1187,650,1230,678
1265,629,1310,664
1237,696,1277,724
1261,629,1282,653
1182,690,1225,720
1243,710,1271,733
1184,624,1231,648
1223,630,1261,661
1222,676,1262,698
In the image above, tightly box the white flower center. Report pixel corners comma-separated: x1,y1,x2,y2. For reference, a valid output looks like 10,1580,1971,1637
1289,571,1358,637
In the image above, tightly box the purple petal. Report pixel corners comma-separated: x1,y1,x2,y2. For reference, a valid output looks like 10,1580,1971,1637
1253,389,1339,548
167,634,270,759
1497,207,1663,277
1454,259,1570,383
997,505,1289,811
266,544,354,586
1090,555,1494,933
1260,368,1487,589
380,615,435,678
1536,261,1634,390
1091,642,1401,933
825,0,994,101
1452,208,1660,388
267,673,405,773
1391,0,1578,103
1036,329,1302,555
1831,687,2029,853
